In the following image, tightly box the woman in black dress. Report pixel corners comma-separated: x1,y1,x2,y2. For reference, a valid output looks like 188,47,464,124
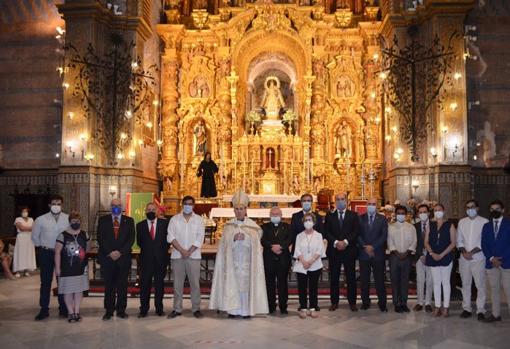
197,152,219,198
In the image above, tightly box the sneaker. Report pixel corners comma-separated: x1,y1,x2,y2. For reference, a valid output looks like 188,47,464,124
477,313,486,321
24,271,30,277
483,315,502,323
309,309,319,318
299,310,307,319
15,273,21,278
432,308,442,317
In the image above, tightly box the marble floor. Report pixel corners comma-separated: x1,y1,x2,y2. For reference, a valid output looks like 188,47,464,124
0,275,508,349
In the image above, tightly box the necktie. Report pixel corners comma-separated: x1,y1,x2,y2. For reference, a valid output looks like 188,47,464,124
494,220,499,239
113,217,119,240
150,221,155,240
339,211,344,229
369,215,374,227
422,223,426,237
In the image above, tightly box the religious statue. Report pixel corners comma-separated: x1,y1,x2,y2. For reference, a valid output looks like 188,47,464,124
194,120,207,155
335,121,352,158
477,120,497,163
336,75,354,98
261,76,286,121
189,75,210,98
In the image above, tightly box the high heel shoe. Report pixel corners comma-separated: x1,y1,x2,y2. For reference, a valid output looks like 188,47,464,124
68,314,76,323
75,314,82,322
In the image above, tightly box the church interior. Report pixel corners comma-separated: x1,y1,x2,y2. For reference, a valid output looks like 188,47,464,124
0,0,510,348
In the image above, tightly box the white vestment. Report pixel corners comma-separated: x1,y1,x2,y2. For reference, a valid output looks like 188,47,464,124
209,218,269,316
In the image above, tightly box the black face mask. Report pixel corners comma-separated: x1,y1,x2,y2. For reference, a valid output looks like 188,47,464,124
146,211,156,221
70,222,81,230
490,210,502,219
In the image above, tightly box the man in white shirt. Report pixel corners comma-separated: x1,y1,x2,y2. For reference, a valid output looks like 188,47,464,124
167,196,205,319
31,195,69,320
388,206,417,313
457,199,488,321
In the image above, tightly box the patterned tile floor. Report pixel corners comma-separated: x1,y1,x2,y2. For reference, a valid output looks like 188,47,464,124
0,275,508,349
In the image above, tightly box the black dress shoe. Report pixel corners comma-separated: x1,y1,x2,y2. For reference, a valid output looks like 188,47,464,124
117,312,129,319
193,311,203,319
102,313,113,321
349,304,358,312
228,314,236,319
361,304,371,310
460,310,472,318
483,315,502,323
379,306,388,312
280,309,288,315
156,310,165,317
138,312,148,318
35,311,49,321
268,309,276,315
394,306,403,313
329,304,338,311
167,311,182,319
402,305,410,313
242,315,251,319
425,305,433,313
477,313,486,321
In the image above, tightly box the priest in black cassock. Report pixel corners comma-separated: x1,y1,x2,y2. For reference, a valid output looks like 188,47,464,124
197,152,219,198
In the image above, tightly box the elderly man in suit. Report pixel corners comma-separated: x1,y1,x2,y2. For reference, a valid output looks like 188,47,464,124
136,202,169,318
358,198,388,312
97,198,135,320
325,192,360,312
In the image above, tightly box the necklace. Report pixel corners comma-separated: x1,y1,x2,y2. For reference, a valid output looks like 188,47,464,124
305,233,313,254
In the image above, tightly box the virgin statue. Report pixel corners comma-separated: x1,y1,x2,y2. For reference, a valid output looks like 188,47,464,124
261,76,286,121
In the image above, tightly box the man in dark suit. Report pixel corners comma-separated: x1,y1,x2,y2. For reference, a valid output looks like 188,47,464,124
325,192,359,312
261,206,292,315
136,202,169,318
482,199,510,323
290,193,324,252
358,198,388,312
97,198,135,320
413,204,434,312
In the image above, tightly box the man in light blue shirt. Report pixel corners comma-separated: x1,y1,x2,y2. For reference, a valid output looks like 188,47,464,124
31,195,69,321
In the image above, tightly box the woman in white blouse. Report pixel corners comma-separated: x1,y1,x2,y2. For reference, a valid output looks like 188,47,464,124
293,212,326,319
13,207,36,277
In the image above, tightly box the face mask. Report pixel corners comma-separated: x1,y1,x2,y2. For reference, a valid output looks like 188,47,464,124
21,211,28,218
336,200,347,211
270,216,281,225
50,205,61,214
70,222,81,230
112,206,121,216
490,210,502,219
419,213,429,222
434,211,444,220
367,205,376,215
396,214,406,223
304,221,314,230
466,208,478,218
302,201,312,211
146,211,156,221
183,205,193,215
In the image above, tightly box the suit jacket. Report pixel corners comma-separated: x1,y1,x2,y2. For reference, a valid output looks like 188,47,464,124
290,210,324,256
324,209,359,259
136,218,170,267
414,220,437,261
261,221,292,267
482,217,510,269
97,214,135,267
357,213,388,261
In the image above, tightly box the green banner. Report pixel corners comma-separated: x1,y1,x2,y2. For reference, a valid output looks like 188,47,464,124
126,192,153,251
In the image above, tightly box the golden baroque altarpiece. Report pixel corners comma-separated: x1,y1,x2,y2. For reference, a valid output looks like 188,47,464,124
157,3,384,201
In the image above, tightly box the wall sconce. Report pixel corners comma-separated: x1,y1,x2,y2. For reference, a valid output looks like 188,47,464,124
108,185,117,199
67,112,75,120
131,61,139,70
120,132,128,140
117,153,124,160
125,110,133,119
156,139,163,147
412,179,420,192
379,72,387,80
454,72,462,80
62,82,70,89
128,150,136,159
146,121,153,129
449,102,458,111
391,126,398,133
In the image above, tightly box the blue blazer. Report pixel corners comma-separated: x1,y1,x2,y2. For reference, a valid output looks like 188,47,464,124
481,217,510,269
357,213,388,261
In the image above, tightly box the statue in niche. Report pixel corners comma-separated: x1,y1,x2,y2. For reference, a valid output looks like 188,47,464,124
477,120,497,163
335,121,352,158
193,120,207,156
336,75,354,98
189,76,210,98
261,76,286,121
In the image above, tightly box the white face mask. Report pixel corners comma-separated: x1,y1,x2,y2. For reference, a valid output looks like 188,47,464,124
418,213,429,222
367,205,377,215
466,208,477,218
50,205,61,214
270,216,281,225
304,221,314,230
396,214,406,223
21,211,29,218
434,211,444,220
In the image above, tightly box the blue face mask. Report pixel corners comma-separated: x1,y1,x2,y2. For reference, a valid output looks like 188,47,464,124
336,200,347,211
183,205,193,215
302,201,312,211
112,206,121,216
367,205,376,215
270,216,281,225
